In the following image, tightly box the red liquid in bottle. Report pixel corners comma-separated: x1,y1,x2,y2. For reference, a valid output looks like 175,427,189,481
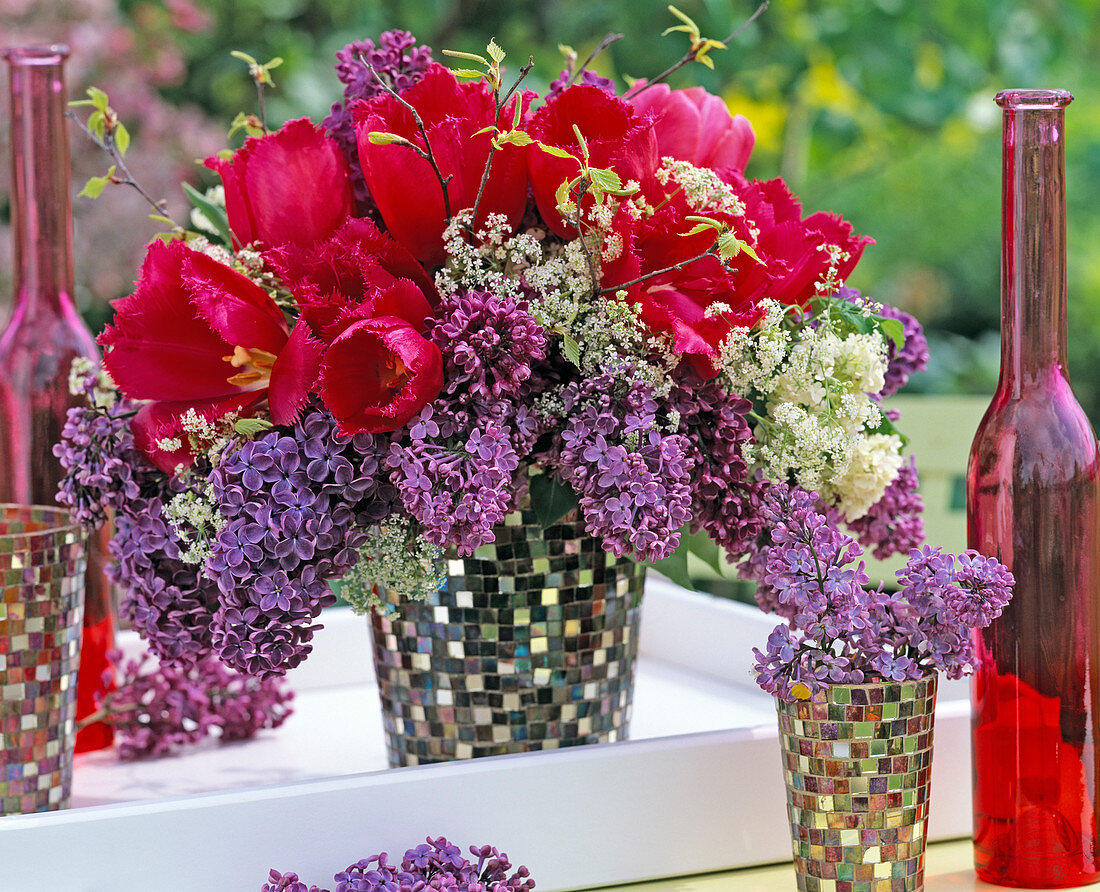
967,88,1100,887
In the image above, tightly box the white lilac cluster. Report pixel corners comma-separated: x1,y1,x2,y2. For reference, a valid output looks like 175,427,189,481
721,299,900,519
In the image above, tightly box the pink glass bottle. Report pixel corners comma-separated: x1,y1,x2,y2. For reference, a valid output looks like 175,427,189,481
967,89,1100,887
1,45,114,752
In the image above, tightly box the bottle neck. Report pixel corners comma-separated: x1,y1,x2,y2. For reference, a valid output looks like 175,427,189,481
5,46,76,315
998,89,1072,391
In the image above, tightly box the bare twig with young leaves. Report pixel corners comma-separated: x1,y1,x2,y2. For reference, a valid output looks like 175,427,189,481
364,60,454,222
623,2,769,100
230,51,283,133
68,87,182,235
556,33,624,90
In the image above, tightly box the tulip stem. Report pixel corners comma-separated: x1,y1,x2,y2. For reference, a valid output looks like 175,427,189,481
66,112,181,228
598,245,719,295
623,1,769,100
469,57,535,239
364,60,453,222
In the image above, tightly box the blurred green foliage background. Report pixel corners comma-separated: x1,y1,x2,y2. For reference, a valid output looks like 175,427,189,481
6,0,1100,416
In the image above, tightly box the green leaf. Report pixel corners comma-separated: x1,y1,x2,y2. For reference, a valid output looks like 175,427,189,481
368,131,411,146
85,86,109,113
234,417,274,438
148,213,175,225
78,175,109,199
529,474,579,528
230,50,258,65
739,241,764,265
114,122,130,156
486,38,506,64
644,547,694,589
536,142,577,161
87,110,106,141
831,297,877,336
877,316,906,350
588,167,623,194
681,528,724,575
449,68,486,80
716,231,742,258
183,181,234,247
571,124,590,163
562,333,581,366
681,223,715,238
496,131,535,148
442,49,489,65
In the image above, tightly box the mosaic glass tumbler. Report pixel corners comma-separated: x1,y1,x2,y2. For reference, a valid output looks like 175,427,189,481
775,676,938,892
370,507,646,766
0,504,86,815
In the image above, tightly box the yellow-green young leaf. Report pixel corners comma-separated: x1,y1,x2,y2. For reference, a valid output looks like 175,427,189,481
685,214,719,225
148,213,175,225
368,131,411,146
680,223,715,238
264,57,284,71
449,68,486,80
588,167,623,193
571,125,590,162
555,177,578,211
153,231,179,245
536,142,576,161
696,54,716,70
512,99,523,128
234,417,274,437
662,24,695,37
716,231,742,258
496,131,534,147
68,98,97,108
217,148,235,161
739,241,765,265
562,334,581,367
114,123,130,156
86,86,110,112
78,175,109,199
471,125,497,137
87,110,106,141
230,50,258,65
558,43,576,59
442,49,489,65
486,39,505,64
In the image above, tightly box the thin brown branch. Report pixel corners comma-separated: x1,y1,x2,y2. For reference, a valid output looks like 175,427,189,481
568,33,623,88
363,59,453,221
721,0,769,45
598,246,718,295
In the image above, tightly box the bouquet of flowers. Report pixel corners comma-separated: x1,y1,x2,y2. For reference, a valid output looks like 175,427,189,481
58,15,929,681
751,485,1014,700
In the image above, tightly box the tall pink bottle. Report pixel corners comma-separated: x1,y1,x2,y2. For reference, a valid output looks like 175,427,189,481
968,88,1100,887
1,45,114,752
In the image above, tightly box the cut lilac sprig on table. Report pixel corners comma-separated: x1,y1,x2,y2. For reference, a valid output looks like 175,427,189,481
82,650,294,760
263,836,535,892
751,484,1013,701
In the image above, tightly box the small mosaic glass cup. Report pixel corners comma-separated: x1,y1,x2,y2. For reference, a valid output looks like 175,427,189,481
369,507,646,766
0,504,86,815
775,676,938,892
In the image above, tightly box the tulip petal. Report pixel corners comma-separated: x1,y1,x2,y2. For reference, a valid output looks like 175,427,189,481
100,240,241,402
268,323,325,426
185,251,289,354
132,393,263,472
206,118,353,250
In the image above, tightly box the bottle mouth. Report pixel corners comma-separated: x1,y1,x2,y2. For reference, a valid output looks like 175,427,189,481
3,44,71,65
996,89,1074,110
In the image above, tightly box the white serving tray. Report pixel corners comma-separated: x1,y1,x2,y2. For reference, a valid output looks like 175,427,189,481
0,579,972,891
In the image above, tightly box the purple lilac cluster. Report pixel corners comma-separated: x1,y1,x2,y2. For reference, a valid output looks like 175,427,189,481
669,371,764,556
751,485,1014,700
845,455,924,559
546,67,616,100
551,370,693,561
322,30,433,209
264,837,534,892
98,650,293,760
207,408,396,677
386,290,546,555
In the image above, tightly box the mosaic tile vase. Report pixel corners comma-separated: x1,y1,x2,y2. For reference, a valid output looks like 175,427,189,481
776,675,938,892
369,507,646,766
0,504,87,815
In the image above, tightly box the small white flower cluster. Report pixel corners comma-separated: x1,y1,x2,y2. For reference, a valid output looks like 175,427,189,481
654,158,745,217
163,478,227,566
722,299,900,519
68,356,117,409
343,515,446,611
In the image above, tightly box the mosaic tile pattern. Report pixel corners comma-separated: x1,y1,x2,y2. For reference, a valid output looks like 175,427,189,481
776,676,938,892
370,508,646,766
0,505,87,816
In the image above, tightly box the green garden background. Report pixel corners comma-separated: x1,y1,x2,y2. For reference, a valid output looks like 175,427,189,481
4,0,1100,416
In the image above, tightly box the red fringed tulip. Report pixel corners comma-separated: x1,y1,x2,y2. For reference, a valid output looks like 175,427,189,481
205,118,353,250
318,309,443,435
99,240,322,471
265,217,438,341
354,64,530,266
626,83,755,173
725,175,874,309
527,85,659,239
